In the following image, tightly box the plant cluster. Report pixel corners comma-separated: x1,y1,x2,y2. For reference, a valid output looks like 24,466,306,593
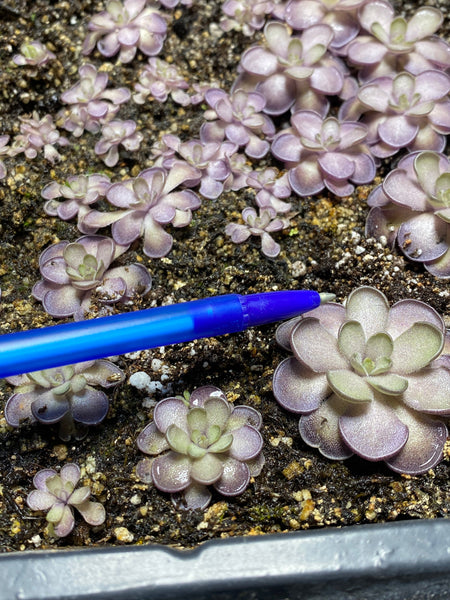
0,0,447,265
0,0,448,533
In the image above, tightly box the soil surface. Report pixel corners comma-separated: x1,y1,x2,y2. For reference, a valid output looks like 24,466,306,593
0,0,448,552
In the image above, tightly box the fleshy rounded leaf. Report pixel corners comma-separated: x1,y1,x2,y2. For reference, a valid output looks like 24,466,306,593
137,422,170,455
151,452,191,493
291,318,347,372
60,463,81,487
327,369,374,403
228,425,263,461
172,483,212,510
27,490,55,512
214,458,250,496
166,424,191,454
390,322,444,374
402,367,450,414
299,395,353,460
190,453,223,485
366,373,408,395
136,457,155,483
75,499,106,526
71,388,110,425
153,397,189,434
338,320,366,361
345,287,389,339
386,406,447,475
273,356,329,414
53,505,75,537
339,398,408,461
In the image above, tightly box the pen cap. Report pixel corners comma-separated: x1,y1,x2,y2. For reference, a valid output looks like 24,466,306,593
239,290,321,327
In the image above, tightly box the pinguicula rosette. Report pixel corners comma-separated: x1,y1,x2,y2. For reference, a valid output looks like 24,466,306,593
32,235,152,320
271,110,376,197
133,58,190,106
247,167,292,213
225,206,290,258
41,173,111,225
233,21,346,116
273,286,450,474
158,135,238,200
12,40,56,67
80,163,201,258
339,70,450,158
94,119,144,167
5,360,124,440
58,64,131,138
82,0,167,64
136,386,265,510
200,88,275,159
27,464,106,537
346,0,450,81
11,112,70,164
366,151,450,279
219,0,274,37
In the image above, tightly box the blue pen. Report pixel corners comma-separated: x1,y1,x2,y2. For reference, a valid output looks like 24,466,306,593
0,290,335,378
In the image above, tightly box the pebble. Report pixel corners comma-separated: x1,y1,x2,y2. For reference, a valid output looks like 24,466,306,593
114,527,134,543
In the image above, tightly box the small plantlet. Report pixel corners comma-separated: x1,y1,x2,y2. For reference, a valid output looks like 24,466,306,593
27,464,105,537
136,386,265,509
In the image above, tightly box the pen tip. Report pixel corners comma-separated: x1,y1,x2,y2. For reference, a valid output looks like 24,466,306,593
319,293,336,304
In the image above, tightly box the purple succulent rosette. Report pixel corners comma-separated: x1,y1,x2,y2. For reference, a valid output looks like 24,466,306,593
219,0,274,36
133,57,190,106
233,21,345,116
159,135,237,200
366,151,450,278
346,0,449,81
32,235,152,320
41,173,111,226
58,64,131,138
247,167,292,213
271,109,376,197
136,386,265,510
27,464,106,537
200,88,275,159
273,286,450,475
285,0,365,50
340,70,450,158
81,163,201,258
5,360,124,440
13,40,56,67
82,0,167,63
225,206,289,258
11,112,69,164
94,119,144,167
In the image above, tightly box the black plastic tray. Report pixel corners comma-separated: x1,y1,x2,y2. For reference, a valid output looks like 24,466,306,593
1,519,450,599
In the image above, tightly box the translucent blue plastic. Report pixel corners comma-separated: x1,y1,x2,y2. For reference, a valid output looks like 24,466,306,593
0,291,321,377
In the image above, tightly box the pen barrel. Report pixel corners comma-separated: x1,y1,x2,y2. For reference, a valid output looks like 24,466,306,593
0,295,246,377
